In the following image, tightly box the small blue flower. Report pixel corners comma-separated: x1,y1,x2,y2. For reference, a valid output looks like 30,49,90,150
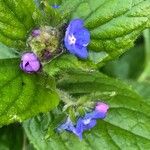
57,103,109,140
52,4,60,9
75,118,97,140
84,110,106,120
57,117,76,134
64,19,90,59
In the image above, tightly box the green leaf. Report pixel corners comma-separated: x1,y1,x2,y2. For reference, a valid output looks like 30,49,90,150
0,124,23,150
44,54,80,76
0,0,42,49
101,44,145,80
57,70,150,148
58,0,86,20
59,0,150,65
0,59,59,126
38,0,63,26
71,2,91,19
86,0,150,63
0,43,19,59
43,54,96,76
24,70,150,149
130,81,150,104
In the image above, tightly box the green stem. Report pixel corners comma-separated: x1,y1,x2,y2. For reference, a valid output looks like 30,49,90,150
138,29,150,82
22,133,27,150
57,89,76,110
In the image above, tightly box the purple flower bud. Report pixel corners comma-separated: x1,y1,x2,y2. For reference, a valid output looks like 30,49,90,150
84,102,109,120
95,102,109,114
20,52,41,73
28,26,61,62
32,29,41,37
42,50,52,61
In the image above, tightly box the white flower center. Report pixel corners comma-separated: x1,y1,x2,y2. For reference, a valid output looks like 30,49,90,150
83,118,91,125
68,34,76,45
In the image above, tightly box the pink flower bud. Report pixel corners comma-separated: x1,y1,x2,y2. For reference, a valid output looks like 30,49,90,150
95,102,109,114
20,52,41,73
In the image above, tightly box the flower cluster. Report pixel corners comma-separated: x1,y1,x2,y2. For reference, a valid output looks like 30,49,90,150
20,17,90,73
58,102,109,140
28,26,61,60
19,7,109,142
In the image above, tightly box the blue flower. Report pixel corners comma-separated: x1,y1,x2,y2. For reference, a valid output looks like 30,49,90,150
57,103,109,140
75,118,97,140
57,117,96,140
84,110,106,120
57,117,76,134
64,19,90,59
74,103,109,139
52,4,60,9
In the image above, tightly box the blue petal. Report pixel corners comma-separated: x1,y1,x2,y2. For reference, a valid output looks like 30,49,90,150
73,45,88,59
64,40,88,59
75,118,85,140
75,118,97,140
57,118,76,133
85,111,106,120
68,19,84,33
75,28,90,46
82,119,97,130
76,118,84,134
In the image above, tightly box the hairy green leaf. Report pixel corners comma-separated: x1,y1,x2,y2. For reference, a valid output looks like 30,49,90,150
59,0,86,20
0,0,42,49
86,0,150,63
23,70,150,149
44,54,81,76
130,81,150,104
71,2,91,19
0,59,59,126
43,54,96,76
38,0,63,26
